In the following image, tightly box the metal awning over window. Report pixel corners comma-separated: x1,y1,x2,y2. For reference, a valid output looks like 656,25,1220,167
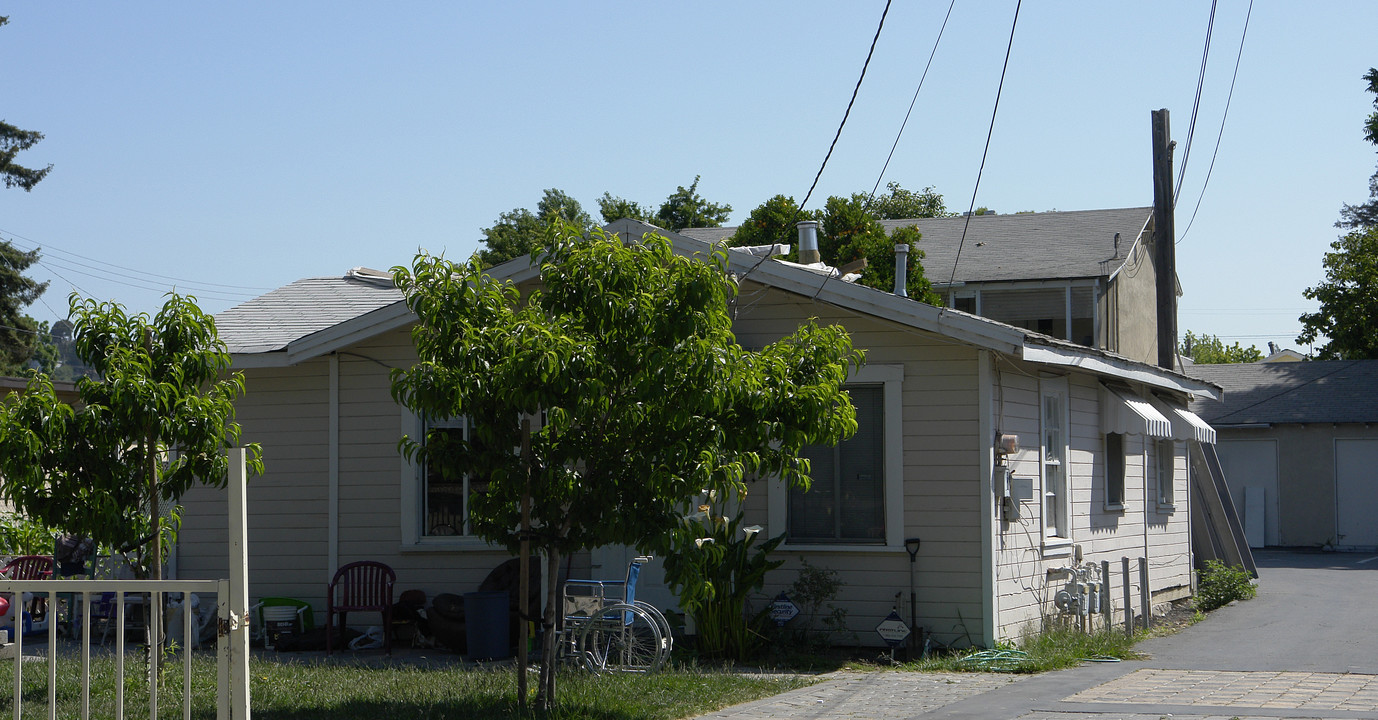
1100,383,1172,438
1147,395,1217,444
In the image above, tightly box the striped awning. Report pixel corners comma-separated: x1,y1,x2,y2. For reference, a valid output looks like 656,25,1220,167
1100,384,1173,438
1148,395,1218,444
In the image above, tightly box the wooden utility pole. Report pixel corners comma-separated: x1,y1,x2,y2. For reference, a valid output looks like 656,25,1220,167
1152,109,1177,371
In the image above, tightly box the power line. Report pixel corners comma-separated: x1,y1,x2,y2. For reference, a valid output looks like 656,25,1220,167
0,227,275,293
865,0,957,203
1174,0,1219,203
947,0,1022,287
1177,0,1252,245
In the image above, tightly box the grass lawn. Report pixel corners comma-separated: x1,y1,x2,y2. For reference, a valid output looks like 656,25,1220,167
0,651,814,720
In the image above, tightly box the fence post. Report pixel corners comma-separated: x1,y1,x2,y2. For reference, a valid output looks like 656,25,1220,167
1122,557,1132,637
1101,560,1111,631
229,448,251,720
1139,557,1151,631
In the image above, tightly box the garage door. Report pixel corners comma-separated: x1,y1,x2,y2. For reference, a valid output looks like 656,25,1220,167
1336,439,1378,550
1216,439,1278,548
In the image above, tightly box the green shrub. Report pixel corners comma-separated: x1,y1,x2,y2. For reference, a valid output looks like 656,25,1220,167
1195,559,1256,611
0,513,57,556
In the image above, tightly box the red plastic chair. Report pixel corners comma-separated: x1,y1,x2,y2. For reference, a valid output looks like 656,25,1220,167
1,555,54,624
325,561,395,655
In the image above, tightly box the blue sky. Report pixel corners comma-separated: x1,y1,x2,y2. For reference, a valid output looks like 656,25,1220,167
2,2,1375,353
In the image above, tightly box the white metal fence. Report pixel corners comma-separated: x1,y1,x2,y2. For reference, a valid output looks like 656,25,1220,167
0,448,253,720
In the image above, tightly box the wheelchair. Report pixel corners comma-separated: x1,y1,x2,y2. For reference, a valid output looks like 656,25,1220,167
560,555,672,673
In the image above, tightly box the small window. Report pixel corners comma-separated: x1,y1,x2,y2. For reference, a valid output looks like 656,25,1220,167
1041,379,1070,539
1157,439,1175,507
1106,433,1125,508
422,417,487,537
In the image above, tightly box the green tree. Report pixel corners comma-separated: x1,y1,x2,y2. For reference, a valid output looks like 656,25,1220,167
596,192,657,225
1,18,53,192
0,293,263,579
1180,330,1263,364
869,181,954,220
391,221,860,706
475,188,594,267
727,194,820,250
657,175,732,230
1338,68,1378,231
0,241,50,374
1298,226,1378,359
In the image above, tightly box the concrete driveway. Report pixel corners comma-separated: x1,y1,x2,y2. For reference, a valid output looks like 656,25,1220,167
694,549,1378,719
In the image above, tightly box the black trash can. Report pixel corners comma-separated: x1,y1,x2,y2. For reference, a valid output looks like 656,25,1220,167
464,591,510,661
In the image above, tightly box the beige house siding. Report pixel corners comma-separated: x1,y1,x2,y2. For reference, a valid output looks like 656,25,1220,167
1104,231,1160,365
989,365,1192,641
731,283,986,648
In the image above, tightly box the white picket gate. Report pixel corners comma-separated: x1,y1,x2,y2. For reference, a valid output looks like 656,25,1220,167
0,448,253,720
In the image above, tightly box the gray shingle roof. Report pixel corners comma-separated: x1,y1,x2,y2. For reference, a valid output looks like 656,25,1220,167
215,273,403,354
680,207,1154,284
1187,361,1378,425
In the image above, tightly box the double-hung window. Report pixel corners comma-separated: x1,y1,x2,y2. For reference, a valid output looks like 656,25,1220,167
788,385,885,544
1041,378,1070,540
770,364,903,550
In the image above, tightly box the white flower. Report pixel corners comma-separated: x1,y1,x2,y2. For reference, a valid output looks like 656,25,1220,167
694,537,715,548
742,525,763,538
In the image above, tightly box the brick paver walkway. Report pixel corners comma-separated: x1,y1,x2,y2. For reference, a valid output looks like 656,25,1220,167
691,671,1027,719
1067,669,1378,713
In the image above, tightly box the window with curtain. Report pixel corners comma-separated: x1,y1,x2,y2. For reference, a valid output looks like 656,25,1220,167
1042,381,1070,539
421,417,487,537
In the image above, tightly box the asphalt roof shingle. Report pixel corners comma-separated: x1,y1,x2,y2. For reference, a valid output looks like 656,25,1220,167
1187,361,1378,425
215,274,403,354
679,207,1154,284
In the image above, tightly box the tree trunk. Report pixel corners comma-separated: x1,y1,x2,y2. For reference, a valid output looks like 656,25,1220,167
537,546,560,711
517,420,531,709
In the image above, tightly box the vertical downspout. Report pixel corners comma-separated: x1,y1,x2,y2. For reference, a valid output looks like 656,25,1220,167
329,354,340,579
978,350,997,647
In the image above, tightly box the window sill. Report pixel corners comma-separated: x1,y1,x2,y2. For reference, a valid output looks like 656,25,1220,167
778,543,905,554
399,537,505,553
1103,503,1125,513
1041,538,1074,559
1156,502,1177,513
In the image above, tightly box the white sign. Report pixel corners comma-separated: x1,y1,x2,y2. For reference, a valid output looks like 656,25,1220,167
875,611,910,647
770,593,799,625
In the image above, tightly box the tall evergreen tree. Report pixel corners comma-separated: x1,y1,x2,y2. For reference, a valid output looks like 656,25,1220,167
1,17,53,192
0,241,49,374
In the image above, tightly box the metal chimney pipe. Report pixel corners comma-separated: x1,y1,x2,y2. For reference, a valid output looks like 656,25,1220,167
797,221,820,265
894,243,910,297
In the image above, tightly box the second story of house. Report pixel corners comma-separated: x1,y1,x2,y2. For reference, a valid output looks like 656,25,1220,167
683,206,1172,366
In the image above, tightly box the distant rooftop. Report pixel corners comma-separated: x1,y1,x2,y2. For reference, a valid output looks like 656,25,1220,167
678,207,1154,284
1188,360,1378,425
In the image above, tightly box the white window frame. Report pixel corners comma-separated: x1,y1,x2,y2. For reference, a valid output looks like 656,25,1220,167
1156,438,1176,509
399,409,491,549
768,364,904,552
1104,431,1126,511
1041,377,1072,546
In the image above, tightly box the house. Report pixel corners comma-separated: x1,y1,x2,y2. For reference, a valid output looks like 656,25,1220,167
680,207,1169,365
176,219,1220,648
1188,360,1378,550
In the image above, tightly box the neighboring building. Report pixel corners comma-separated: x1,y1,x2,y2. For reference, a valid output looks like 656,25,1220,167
681,207,1170,365
1188,360,1378,550
178,220,1219,648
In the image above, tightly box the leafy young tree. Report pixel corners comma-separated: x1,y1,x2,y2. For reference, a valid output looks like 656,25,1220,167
475,188,594,267
1179,330,1263,364
727,194,820,250
0,18,53,192
0,294,263,579
0,241,50,374
391,222,860,706
1297,225,1378,359
596,192,657,225
1338,68,1378,231
657,175,732,230
869,181,954,220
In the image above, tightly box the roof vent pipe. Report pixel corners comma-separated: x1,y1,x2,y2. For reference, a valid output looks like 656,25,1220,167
797,221,820,265
894,243,910,297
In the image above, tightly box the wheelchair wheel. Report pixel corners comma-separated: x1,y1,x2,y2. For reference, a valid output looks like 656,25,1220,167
577,603,665,673
634,600,674,658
